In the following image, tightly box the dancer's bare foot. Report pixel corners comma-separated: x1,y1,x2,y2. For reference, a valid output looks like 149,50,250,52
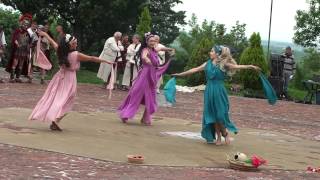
50,121,62,131
224,132,231,145
140,119,151,126
121,118,128,123
215,138,222,146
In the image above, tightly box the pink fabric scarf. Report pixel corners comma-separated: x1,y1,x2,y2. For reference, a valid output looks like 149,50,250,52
36,37,52,70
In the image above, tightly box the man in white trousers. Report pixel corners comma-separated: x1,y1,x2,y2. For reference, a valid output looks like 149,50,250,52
97,32,124,88
121,34,141,90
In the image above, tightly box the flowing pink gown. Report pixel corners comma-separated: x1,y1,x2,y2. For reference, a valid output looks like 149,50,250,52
29,51,79,122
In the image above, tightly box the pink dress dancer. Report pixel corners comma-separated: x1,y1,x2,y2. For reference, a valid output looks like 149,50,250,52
29,51,79,123
28,31,113,131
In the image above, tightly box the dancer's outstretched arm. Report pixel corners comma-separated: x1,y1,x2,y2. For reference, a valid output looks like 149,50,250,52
78,53,114,64
226,63,261,71
157,46,175,52
38,31,58,51
172,62,207,77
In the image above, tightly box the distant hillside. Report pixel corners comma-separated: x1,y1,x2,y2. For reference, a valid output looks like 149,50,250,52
261,40,305,61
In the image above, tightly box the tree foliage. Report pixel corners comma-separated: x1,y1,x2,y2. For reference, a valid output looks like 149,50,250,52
1,0,185,51
149,0,186,44
239,32,268,90
0,8,19,65
135,6,151,39
1,0,185,71
292,64,304,90
294,0,320,47
175,14,248,85
185,37,213,86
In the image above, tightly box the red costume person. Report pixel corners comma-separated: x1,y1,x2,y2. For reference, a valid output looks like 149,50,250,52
6,13,33,83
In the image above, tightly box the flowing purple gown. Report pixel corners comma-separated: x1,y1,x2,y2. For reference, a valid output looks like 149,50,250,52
118,48,170,124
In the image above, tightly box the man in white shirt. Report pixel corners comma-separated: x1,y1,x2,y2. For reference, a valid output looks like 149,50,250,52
154,35,172,93
121,34,141,90
0,25,7,65
0,26,5,83
97,32,124,88
281,46,295,100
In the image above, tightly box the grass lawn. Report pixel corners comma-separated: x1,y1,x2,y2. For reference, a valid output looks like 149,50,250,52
46,68,104,84
288,88,307,101
45,70,310,102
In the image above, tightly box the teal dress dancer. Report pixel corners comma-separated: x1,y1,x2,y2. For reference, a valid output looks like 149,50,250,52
201,60,238,143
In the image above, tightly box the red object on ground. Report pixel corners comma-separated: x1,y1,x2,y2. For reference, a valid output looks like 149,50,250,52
307,166,320,173
245,155,267,168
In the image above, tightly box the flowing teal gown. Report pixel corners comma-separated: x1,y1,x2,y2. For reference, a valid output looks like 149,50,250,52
201,60,238,143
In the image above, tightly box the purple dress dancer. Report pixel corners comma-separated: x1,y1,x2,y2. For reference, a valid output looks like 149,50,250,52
118,48,170,125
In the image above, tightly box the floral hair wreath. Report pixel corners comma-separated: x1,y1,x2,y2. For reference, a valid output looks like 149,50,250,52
213,45,223,56
144,32,154,42
65,34,76,44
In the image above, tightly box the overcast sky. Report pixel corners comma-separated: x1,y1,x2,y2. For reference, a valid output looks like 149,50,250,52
174,0,309,43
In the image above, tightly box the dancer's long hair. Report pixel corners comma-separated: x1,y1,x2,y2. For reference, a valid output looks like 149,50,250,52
57,36,74,68
217,46,238,76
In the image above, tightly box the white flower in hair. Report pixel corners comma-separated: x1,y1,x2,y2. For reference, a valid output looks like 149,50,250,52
65,34,75,43
144,32,151,37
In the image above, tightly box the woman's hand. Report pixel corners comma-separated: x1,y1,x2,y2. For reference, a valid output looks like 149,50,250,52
251,65,261,71
171,73,180,77
169,48,176,56
37,30,47,37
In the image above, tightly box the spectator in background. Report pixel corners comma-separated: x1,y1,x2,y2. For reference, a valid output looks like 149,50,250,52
97,32,124,88
281,46,295,100
0,25,7,66
55,25,65,44
0,25,6,83
121,34,141,90
118,34,130,88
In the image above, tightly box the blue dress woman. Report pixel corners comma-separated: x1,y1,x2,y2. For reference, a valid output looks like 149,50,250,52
173,45,260,145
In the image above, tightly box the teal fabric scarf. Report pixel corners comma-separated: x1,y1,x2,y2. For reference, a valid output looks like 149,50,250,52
164,77,176,104
259,73,277,105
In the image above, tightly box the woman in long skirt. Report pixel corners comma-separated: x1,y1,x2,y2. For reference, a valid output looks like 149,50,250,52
173,45,260,145
29,31,113,131
118,32,174,125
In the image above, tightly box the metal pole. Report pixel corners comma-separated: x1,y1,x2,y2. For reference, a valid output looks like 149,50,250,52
267,0,273,62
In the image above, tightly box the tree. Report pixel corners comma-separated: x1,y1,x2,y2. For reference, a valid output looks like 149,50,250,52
224,21,248,61
136,6,151,39
2,0,186,56
0,8,19,40
2,0,146,50
294,0,320,47
303,48,320,73
239,32,268,90
174,14,248,84
0,8,19,65
185,37,213,86
292,64,304,90
149,0,186,44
